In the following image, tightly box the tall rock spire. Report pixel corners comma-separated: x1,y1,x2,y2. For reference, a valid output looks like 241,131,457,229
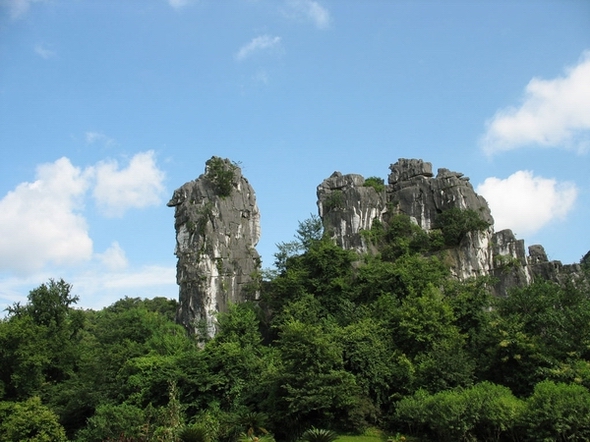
168,157,261,338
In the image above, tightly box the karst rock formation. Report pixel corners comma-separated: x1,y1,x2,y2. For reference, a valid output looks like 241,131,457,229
317,158,582,296
168,157,261,337
170,157,583,337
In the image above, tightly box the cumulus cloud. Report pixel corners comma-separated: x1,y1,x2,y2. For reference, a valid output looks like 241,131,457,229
97,241,128,272
285,0,331,29
481,51,590,155
0,158,93,275
34,44,55,59
92,150,166,217
476,171,578,236
2,0,46,19
235,35,282,61
0,151,166,276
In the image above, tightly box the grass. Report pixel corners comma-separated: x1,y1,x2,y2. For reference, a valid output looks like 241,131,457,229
334,428,419,442
335,427,384,442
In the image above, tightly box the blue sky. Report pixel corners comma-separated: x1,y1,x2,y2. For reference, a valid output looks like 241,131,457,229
1,0,589,311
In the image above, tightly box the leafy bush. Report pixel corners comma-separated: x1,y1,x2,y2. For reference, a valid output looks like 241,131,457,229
179,424,210,442
205,157,237,197
0,396,68,442
394,382,524,442
324,190,344,211
434,208,490,247
363,176,385,193
521,381,590,441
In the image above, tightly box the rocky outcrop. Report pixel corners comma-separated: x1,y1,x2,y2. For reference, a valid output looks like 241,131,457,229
317,158,581,296
168,157,261,338
317,172,387,253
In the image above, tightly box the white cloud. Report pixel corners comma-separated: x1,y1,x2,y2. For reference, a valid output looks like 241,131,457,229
85,131,114,147
0,158,93,275
2,0,46,19
34,44,55,59
481,51,590,155
285,0,331,29
235,35,282,61
71,265,177,310
476,171,578,236
97,241,128,272
0,265,177,314
92,150,166,217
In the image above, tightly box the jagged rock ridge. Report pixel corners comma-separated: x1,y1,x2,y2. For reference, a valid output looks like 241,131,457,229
318,158,582,295
168,157,261,337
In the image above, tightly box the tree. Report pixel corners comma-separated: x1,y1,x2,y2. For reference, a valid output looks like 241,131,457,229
522,381,590,441
0,396,67,442
0,279,83,400
433,208,490,247
8,279,79,328
266,320,366,437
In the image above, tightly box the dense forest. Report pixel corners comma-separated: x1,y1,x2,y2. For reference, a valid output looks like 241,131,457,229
1,213,590,442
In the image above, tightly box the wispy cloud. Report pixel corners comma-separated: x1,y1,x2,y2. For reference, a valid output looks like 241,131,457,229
96,241,128,272
476,171,578,236
85,131,115,147
92,150,166,218
34,43,55,59
480,51,590,156
235,35,282,61
285,0,331,29
3,0,47,19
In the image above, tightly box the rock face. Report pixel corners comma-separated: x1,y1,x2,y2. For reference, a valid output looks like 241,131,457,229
317,158,580,296
168,157,261,337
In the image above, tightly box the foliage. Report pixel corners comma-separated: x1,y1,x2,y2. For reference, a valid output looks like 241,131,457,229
2,201,590,442
205,157,238,197
0,396,68,442
363,177,385,193
73,402,146,442
394,382,524,442
324,190,345,211
178,424,210,442
274,215,323,271
521,381,590,441
433,208,490,247
300,427,339,442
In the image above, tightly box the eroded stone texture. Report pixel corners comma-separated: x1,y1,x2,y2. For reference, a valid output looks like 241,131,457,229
317,172,387,253
317,158,581,296
168,157,260,337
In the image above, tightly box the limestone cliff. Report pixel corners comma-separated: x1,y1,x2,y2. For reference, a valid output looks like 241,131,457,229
317,158,580,296
168,157,260,337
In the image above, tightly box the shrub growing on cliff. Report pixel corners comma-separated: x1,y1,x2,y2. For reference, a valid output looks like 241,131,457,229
434,208,490,247
363,176,386,193
205,157,237,198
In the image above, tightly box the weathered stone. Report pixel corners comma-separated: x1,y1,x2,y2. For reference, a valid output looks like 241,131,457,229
317,172,387,253
168,157,260,338
528,244,548,264
317,158,583,296
388,158,433,184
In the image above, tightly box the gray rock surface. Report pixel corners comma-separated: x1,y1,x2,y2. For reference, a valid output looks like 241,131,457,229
317,172,387,253
318,158,580,296
168,157,260,338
